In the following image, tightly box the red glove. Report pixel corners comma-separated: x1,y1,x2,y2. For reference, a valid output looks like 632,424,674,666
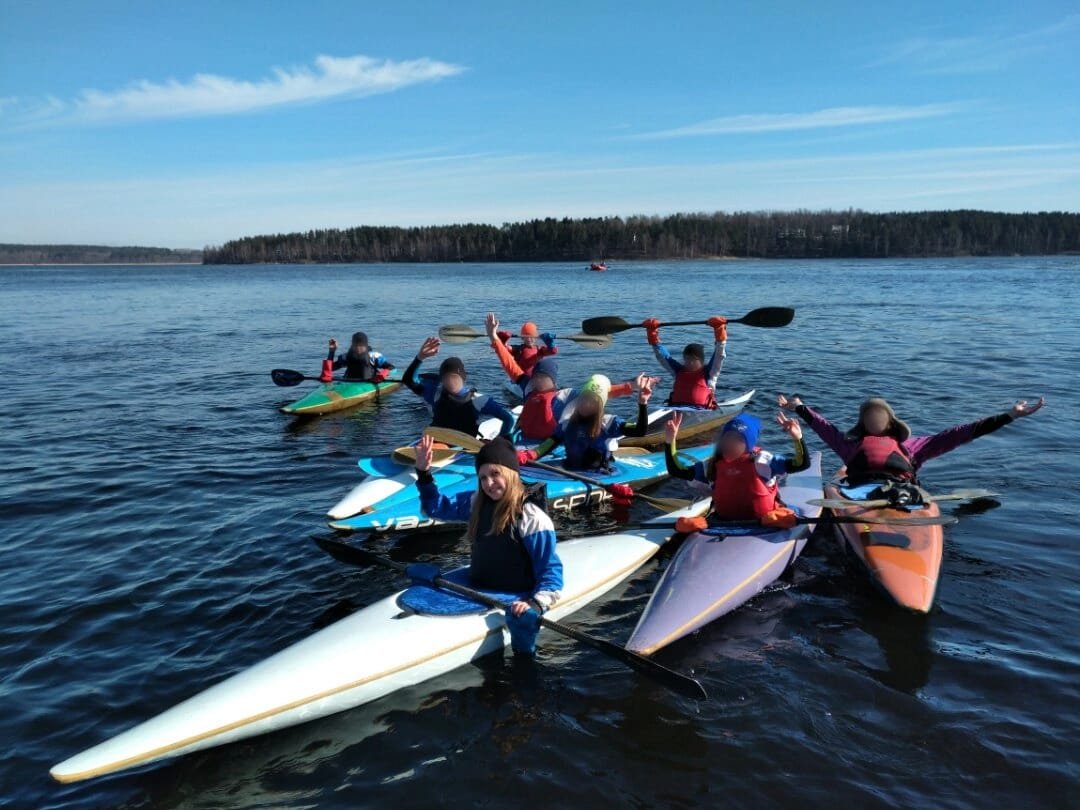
643,318,661,346
708,316,728,343
319,359,334,383
675,515,709,534
760,507,798,529
517,449,538,465
608,483,634,506
496,330,513,345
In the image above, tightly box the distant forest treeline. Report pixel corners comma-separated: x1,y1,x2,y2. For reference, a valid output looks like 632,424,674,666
0,244,202,264
202,210,1080,264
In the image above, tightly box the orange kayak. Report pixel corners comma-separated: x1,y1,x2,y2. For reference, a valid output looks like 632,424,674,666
825,473,943,613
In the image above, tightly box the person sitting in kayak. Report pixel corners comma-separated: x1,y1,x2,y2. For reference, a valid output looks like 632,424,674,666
411,435,563,656
491,318,557,378
403,337,516,438
322,332,394,382
665,411,809,530
518,374,653,472
485,312,647,442
642,316,728,408
778,394,1046,488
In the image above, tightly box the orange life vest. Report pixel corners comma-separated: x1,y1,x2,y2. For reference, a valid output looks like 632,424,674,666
710,451,778,519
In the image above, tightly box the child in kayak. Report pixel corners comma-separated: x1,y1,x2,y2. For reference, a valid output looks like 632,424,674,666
518,374,654,472
403,337,516,438
665,411,810,529
642,316,728,408
323,332,394,382
490,314,557,377
778,394,1046,487
485,312,648,442
411,435,563,656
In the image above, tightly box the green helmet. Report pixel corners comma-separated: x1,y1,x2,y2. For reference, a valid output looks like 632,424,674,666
579,374,611,408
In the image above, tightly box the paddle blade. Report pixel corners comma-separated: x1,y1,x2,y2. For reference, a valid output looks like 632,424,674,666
731,307,795,328
423,427,485,452
391,446,461,466
565,332,613,348
637,493,696,512
313,535,376,566
271,368,307,387
929,489,998,502
581,316,635,335
438,324,484,344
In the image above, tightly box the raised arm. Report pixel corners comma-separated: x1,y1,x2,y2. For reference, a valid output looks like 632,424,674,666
613,379,655,438
905,398,1045,468
663,412,707,482
644,318,681,376
771,411,810,474
487,312,527,382
704,317,728,387
404,338,441,397
779,394,857,462
414,435,474,520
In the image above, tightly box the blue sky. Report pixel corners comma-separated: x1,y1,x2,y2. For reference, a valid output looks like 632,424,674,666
1,0,1077,247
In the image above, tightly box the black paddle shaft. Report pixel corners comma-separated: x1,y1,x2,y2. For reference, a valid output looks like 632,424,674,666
312,536,708,700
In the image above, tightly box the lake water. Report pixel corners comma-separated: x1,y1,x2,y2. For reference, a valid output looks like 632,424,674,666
1,259,1077,808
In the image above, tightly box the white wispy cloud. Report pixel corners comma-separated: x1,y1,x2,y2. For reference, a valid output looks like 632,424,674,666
6,53,465,126
628,102,968,140
873,13,1080,74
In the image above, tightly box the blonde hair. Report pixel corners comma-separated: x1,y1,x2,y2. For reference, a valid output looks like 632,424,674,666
465,465,527,541
575,394,606,439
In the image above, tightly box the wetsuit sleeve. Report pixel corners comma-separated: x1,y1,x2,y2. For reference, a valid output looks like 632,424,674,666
403,356,426,396
490,337,527,382
616,402,651,437
795,404,858,462
904,413,1014,468
531,431,562,460
769,436,809,475
474,396,516,438
329,351,347,371
705,341,726,388
416,472,474,521
652,342,681,376
664,439,708,482
519,507,563,608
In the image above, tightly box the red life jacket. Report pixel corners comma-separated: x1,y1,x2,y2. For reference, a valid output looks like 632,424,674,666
710,451,778,519
670,369,716,409
518,390,558,441
513,345,541,375
847,435,915,483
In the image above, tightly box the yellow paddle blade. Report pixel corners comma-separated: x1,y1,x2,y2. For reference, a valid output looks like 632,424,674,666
422,427,485,452
612,446,651,457
636,493,695,512
391,446,462,466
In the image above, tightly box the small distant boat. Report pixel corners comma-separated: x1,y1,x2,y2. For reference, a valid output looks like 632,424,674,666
589,261,607,272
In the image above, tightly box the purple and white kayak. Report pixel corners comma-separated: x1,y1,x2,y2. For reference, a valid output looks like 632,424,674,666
626,452,823,655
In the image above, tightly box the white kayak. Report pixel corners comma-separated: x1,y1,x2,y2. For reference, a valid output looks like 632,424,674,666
326,409,515,520
621,390,755,448
50,527,672,784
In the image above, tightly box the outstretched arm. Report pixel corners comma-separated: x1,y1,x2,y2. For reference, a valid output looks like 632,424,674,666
779,394,857,462
905,398,1045,467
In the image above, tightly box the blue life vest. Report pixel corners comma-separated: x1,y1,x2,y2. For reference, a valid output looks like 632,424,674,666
469,499,535,593
432,386,482,436
561,414,618,471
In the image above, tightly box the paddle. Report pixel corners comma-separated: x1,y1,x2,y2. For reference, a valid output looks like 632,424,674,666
312,535,708,701
581,307,795,336
422,427,694,513
808,489,998,510
271,368,398,388
438,325,613,349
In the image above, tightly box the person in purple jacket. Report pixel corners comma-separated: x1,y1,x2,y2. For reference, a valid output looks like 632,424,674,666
777,394,1045,487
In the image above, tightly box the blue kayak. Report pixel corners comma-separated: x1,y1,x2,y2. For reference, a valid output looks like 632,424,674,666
328,445,713,534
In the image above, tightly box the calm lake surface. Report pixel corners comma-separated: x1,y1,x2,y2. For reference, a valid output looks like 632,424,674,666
1,259,1077,808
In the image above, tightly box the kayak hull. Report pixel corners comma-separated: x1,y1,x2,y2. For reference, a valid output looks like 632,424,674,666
281,371,404,415
626,453,823,655
825,474,944,613
620,390,754,448
50,528,672,784
329,445,715,533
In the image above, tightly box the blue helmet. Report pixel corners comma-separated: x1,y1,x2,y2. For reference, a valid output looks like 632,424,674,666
720,413,761,451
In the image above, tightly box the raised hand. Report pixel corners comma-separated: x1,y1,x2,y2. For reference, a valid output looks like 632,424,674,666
777,394,803,411
634,372,660,391
638,375,655,404
328,337,338,352
1011,397,1045,418
664,411,683,444
485,311,499,339
415,433,435,471
417,337,441,360
776,411,802,440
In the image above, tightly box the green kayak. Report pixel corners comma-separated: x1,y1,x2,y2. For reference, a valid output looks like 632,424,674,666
281,371,404,416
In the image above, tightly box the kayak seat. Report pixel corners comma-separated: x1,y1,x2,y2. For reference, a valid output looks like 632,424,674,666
861,530,912,549
398,567,529,616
